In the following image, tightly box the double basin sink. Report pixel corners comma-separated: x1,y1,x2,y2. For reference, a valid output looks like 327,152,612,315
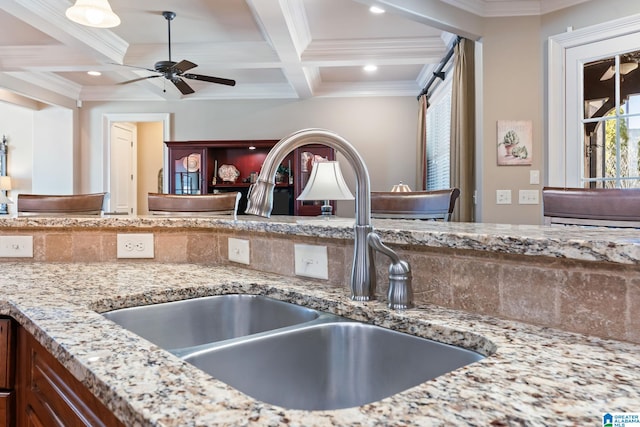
102,294,485,410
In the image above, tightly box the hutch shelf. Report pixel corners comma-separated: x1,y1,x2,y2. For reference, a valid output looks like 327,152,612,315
165,140,335,216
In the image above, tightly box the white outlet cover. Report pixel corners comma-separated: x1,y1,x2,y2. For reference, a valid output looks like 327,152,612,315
294,244,328,280
496,189,512,205
228,238,250,265
0,235,33,258
117,233,154,258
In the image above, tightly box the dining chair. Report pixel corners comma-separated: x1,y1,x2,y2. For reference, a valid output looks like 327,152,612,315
147,192,242,219
17,193,107,217
371,188,460,221
542,186,640,227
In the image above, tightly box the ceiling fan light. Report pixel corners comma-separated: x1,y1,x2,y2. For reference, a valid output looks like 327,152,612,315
66,0,121,28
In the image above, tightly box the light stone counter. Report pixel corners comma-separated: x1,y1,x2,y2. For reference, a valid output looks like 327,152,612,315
1,215,640,264
2,262,639,427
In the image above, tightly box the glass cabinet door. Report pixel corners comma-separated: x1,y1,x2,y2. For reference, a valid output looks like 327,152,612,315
169,149,206,194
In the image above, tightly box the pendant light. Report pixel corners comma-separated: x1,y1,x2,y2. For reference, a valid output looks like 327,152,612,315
66,0,121,28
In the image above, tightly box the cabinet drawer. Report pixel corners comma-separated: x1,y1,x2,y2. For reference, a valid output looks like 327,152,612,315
0,319,14,389
0,391,14,427
17,327,125,427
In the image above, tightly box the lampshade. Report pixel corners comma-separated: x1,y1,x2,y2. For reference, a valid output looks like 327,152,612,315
0,176,11,191
66,0,121,28
0,176,12,206
391,181,412,192
297,161,354,201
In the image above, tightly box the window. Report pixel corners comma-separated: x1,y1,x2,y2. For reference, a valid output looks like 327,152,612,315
425,79,452,190
583,52,640,188
548,15,640,188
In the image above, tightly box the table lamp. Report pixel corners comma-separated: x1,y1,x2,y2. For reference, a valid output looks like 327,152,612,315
0,176,12,215
297,161,354,216
391,181,412,192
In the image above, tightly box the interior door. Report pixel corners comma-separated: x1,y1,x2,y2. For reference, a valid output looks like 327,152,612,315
110,123,136,215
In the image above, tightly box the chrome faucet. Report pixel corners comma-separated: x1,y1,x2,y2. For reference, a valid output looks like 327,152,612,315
245,128,413,309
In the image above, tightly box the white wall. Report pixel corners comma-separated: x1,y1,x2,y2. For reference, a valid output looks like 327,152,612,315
33,106,74,194
80,97,420,216
0,101,34,215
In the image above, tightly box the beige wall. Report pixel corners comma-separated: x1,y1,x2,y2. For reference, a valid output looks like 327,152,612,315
480,16,544,224
136,122,164,215
79,97,420,217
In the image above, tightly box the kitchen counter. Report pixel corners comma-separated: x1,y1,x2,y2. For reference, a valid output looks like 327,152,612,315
2,214,640,264
2,261,639,426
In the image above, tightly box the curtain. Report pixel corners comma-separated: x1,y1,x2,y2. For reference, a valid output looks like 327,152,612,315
416,94,428,191
450,38,475,222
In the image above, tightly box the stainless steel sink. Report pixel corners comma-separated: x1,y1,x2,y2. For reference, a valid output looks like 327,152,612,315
102,294,320,350
182,321,484,410
102,294,486,410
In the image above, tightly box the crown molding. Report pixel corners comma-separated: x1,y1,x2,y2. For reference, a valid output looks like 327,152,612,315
439,0,591,17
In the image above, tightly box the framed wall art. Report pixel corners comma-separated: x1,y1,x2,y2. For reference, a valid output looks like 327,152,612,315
497,120,533,166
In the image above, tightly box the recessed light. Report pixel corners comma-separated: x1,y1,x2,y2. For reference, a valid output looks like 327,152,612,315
369,6,385,14
249,146,256,150
87,71,102,76
363,64,378,72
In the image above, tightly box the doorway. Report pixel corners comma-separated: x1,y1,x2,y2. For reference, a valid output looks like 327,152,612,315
103,113,171,215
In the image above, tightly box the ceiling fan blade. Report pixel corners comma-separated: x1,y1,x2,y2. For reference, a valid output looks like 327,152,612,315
172,60,197,73
183,73,236,86
172,78,195,95
110,62,158,74
117,75,162,85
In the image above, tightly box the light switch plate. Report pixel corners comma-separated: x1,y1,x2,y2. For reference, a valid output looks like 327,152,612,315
228,238,250,265
496,189,512,205
529,170,540,185
116,233,154,258
519,189,539,204
0,236,33,258
294,244,328,280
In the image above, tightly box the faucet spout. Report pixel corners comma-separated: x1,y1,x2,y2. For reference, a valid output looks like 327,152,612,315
245,128,410,308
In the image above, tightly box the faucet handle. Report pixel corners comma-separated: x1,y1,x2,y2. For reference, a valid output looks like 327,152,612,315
388,260,413,310
367,232,413,310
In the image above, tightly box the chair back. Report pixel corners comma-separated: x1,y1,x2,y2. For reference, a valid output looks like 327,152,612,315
371,188,460,221
542,187,640,227
148,192,241,219
17,193,106,217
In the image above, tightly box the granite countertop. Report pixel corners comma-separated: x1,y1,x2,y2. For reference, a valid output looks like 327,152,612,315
2,262,639,426
1,215,640,264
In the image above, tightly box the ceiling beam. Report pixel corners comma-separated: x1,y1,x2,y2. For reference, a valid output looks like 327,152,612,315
247,0,315,99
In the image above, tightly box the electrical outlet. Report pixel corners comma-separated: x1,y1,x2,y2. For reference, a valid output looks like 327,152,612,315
116,233,154,258
294,244,328,280
496,189,512,205
0,236,33,258
228,238,250,265
519,189,540,205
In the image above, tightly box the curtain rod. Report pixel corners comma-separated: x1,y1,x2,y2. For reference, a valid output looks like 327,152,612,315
416,36,462,100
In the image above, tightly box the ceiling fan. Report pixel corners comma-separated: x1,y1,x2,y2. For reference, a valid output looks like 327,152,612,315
116,11,236,95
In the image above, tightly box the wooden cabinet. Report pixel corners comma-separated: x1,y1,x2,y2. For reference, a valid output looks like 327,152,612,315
0,318,15,427
165,140,335,216
16,326,124,427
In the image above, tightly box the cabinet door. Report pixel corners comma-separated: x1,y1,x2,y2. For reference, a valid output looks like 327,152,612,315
0,319,13,390
0,391,13,427
16,327,125,427
294,145,336,216
168,148,207,194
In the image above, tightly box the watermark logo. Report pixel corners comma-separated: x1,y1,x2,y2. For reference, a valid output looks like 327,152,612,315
603,413,640,427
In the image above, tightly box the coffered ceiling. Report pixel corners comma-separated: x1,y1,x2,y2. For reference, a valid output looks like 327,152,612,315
0,0,590,103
